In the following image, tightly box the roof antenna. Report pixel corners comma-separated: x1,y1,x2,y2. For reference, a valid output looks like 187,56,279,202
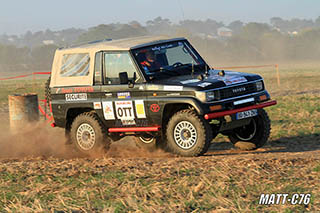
177,0,185,22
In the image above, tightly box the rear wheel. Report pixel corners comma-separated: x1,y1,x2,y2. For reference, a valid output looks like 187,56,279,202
228,109,270,150
165,109,212,157
70,112,110,155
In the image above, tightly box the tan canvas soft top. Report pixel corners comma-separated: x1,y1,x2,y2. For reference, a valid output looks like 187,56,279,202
61,35,174,52
50,36,180,87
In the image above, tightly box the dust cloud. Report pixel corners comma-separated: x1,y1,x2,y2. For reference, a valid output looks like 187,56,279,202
107,138,173,158
0,114,171,159
0,118,73,159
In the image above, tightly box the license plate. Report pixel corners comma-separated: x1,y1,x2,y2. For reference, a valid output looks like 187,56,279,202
236,109,258,120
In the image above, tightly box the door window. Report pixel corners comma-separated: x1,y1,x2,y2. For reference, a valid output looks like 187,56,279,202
104,52,138,84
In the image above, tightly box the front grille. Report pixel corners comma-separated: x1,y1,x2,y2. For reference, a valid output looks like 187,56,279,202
219,83,257,99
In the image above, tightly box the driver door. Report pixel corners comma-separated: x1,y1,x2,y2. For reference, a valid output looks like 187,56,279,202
100,51,148,128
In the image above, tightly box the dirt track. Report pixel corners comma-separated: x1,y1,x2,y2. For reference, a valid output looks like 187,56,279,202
0,111,319,161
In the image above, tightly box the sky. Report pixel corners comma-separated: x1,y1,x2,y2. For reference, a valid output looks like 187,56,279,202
0,0,319,35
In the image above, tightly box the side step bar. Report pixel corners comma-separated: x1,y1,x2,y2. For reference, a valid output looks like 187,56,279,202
108,126,161,133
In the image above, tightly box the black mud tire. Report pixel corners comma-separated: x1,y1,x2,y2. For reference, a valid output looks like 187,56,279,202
45,76,51,105
134,134,161,152
165,109,212,157
228,109,271,150
70,112,110,156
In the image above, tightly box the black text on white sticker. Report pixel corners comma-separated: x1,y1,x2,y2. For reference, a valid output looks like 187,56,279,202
115,101,134,120
65,93,87,101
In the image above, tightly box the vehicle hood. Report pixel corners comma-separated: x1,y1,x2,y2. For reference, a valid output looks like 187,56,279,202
152,70,262,90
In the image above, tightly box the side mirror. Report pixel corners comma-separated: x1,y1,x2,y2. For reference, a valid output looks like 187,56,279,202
133,72,137,82
119,72,129,84
128,72,136,88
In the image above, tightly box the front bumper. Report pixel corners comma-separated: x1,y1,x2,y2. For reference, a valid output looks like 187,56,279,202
204,100,277,120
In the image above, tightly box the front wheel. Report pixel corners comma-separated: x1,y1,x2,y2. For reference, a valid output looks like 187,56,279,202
70,112,110,156
165,109,212,157
228,109,271,150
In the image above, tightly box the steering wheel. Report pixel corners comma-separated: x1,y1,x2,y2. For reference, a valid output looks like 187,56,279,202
172,62,183,68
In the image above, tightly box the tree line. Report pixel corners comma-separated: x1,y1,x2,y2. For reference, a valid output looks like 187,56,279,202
1,16,320,72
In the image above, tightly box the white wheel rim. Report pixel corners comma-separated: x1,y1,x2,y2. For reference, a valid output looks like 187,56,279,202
76,123,96,150
174,121,197,149
235,119,257,141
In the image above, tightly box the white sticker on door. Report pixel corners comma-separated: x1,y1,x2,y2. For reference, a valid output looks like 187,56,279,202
163,85,183,91
135,100,146,119
115,101,134,120
102,101,115,120
65,93,87,101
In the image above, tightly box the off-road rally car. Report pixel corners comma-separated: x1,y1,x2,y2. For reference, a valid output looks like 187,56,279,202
46,36,277,157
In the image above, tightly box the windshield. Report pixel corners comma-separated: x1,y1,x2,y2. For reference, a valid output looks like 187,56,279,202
132,40,207,80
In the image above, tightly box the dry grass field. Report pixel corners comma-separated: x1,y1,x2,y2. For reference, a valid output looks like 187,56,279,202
0,64,319,212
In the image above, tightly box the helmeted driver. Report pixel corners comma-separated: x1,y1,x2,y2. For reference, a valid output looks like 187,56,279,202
140,51,161,73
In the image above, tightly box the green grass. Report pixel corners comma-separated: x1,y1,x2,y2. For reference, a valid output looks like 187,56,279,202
313,164,320,172
0,79,46,105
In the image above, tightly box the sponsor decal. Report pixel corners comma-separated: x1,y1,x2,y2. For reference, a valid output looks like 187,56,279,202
166,93,180,96
73,87,94,93
225,71,241,75
150,104,160,112
151,43,174,51
121,119,136,126
198,82,212,88
61,88,73,93
115,120,148,127
60,87,94,94
102,102,115,120
147,85,160,90
208,74,247,86
223,76,247,85
93,102,102,109
105,93,112,97
181,79,200,84
65,93,87,101
163,85,183,91
135,100,146,119
117,92,131,99
115,101,134,120
234,97,254,106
